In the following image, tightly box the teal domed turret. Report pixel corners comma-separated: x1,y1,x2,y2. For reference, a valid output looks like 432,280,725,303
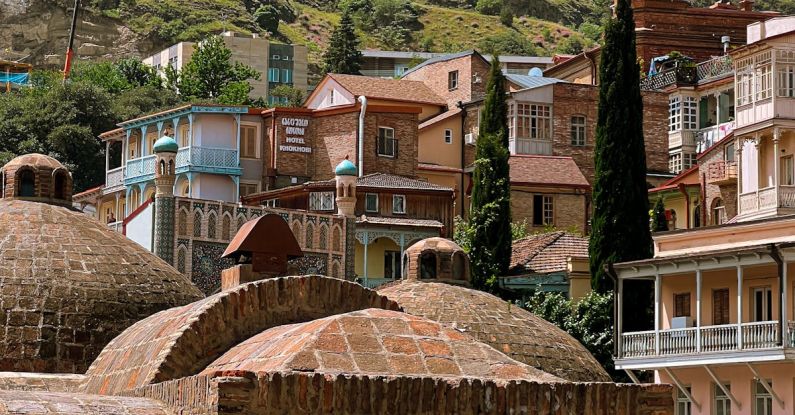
153,135,179,153
335,158,357,176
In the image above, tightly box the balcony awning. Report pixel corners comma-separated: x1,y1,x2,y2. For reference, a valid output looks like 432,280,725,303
614,244,776,279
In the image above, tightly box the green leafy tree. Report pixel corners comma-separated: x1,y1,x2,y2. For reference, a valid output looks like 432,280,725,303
116,58,161,88
178,36,261,101
323,9,363,74
523,290,623,380
499,7,513,27
269,84,305,107
254,5,280,33
70,61,131,94
475,0,501,15
651,197,668,232
589,0,653,331
469,58,512,290
477,32,539,56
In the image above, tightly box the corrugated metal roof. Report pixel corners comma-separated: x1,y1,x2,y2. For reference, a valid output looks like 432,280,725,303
505,74,565,89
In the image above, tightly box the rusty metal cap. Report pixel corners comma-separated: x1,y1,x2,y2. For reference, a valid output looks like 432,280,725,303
222,214,303,261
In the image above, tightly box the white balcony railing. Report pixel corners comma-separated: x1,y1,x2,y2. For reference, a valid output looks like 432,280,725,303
620,321,785,359
511,138,552,155
104,166,125,192
107,221,123,233
125,155,156,182
668,130,697,150
739,186,778,214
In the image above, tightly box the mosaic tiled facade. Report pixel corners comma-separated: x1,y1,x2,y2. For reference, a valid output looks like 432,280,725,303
167,196,352,295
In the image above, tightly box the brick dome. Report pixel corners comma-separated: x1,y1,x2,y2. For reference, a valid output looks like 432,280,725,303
0,198,204,374
202,308,560,382
1,153,73,205
378,281,611,382
402,237,470,282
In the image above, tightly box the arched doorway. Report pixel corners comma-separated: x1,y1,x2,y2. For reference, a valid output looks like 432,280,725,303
17,169,35,197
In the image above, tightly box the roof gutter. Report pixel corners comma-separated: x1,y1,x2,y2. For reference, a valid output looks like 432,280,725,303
358,96,367,177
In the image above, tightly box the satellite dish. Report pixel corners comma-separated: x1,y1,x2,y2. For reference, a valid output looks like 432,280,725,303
528,67,543,77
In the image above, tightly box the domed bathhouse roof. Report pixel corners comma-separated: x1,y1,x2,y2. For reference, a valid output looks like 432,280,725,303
152,135,178,153
0,155,203,374
378,281,611,382
334,158,358,176
1,153,73,206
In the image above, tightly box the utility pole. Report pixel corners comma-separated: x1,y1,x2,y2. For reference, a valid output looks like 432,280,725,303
63,0,80,82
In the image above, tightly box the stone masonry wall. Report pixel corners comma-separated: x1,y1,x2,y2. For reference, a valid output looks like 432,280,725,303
511,189,587,233
129,371,673,415
699,148,738,224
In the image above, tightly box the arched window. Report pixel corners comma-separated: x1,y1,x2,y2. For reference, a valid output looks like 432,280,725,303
193,211,202,237
207,212,217,239
420,252,437,279
452,252,466,280
292,221,302,245
222,215,231,240
54,171,67,200
159,160,166,175
305,223,314,249
332,262,340,279
237,215,246,233
17,169,35,197
168,159,175,175
332,226,342,252
177,247,187,274
178,210,188,236
319,225,328,249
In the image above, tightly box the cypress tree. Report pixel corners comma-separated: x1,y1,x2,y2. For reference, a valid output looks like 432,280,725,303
469,57,512,290
589,0,653,330
651,197,668,232
322,9,363,75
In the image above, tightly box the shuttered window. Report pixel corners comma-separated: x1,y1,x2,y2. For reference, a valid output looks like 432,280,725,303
712,289,730,325
240,125,258,158
674,293,691,317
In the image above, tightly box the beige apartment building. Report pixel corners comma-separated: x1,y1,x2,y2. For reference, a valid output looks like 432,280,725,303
142,31,308,104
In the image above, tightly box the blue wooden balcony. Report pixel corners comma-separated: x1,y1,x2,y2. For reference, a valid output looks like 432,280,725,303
124,146,241,185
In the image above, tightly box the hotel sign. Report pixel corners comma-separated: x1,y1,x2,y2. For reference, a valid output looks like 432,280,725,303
279,117,311,154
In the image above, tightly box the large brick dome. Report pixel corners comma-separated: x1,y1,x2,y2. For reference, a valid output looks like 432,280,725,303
0,198,204,374
378,281,611,382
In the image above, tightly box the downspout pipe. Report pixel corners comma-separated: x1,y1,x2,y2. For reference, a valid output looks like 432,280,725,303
677,183,691,228
770,244,784,347
457,100,466,219
358,96,367,177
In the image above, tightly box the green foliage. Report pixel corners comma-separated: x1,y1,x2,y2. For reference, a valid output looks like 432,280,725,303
499,7,513,27
269,84,306,106
322,9,363,74
578,22,602,43
71,61,132,94
341,0,419,49
254,5,281,33
511,219,529,241
116,58,161,88
522,290,623,380
556,36,587,55
470,58,512,291
453,216,473,253
477,31,539,56
651,197,668,232
474,0,501,15
589,0,653,332
176,36,261,102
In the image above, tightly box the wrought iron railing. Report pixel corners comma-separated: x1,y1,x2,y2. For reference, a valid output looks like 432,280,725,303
641,56,732,91
696,56,734,82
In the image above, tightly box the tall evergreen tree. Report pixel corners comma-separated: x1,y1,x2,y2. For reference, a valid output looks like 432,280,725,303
322,9,363,75
589,0,652,329
469,57,512,290
651,197,668,232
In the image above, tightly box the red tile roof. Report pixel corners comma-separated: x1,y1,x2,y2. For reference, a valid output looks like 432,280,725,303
509,155,589,188
328,73,447,106
509,231,588,274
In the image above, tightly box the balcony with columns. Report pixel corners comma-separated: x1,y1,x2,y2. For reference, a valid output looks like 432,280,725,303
736,127,795,221
615,242,795,371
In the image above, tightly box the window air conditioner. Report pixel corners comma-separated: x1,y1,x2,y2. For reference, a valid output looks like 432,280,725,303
465,133,476,145
671,316,692,329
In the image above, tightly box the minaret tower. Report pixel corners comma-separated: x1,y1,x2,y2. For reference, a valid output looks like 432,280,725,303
334,157,357,218
153,135,178,265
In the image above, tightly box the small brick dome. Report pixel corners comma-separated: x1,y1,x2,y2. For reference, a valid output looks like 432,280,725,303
1,153,73,205
378,281,611,382
201,308,560,382
402,237,470,283
0,198,204,374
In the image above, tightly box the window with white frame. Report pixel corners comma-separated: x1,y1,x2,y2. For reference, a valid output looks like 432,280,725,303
179,124,190,147
532,195,553,226
682,97,697,130
713,384,731,415
240,124,259,159
777,50,795,97
512,103,552,140
669,97,682,132
377,127,396,157
282,68,292,84
570,115,586,146
268,68,280,82
392,194,406,214
444,129,453,144
239,182,260,197
448,70,458,90
365,193,378,212
756,52,772,101
146,131,158,154
752,287,772,322
683,152,696,170
782,155,794,186
675,387,692,415
669,153,683,173
754,380,773,415
736,57,754,106
309,191,334,211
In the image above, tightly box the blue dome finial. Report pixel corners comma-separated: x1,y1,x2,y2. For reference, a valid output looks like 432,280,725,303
153,135,179,153
335,156,357,176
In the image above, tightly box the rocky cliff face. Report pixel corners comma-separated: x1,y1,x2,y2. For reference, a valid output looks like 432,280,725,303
0,0,151,67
